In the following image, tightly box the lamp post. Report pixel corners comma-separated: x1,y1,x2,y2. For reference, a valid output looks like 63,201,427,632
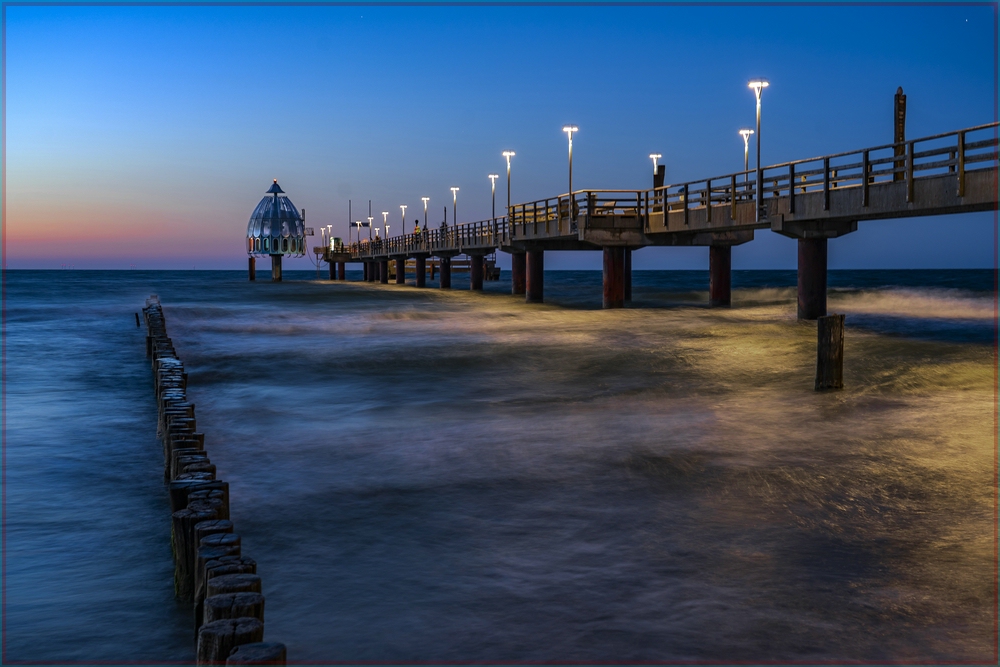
488,174,499,222
450,187,459,227
748,79,768,221
421,197,429,228
382,211,389,236
739,128,754,197
562,126,578,220
367,216,373,240
502,150,515,214
326,224,332,249
400,205,407,233
649,153,662,175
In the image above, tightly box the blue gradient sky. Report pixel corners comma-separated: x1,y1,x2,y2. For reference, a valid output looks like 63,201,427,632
4,2,996,269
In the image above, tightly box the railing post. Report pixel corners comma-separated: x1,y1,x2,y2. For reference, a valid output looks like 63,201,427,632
823,158,830,211
730,174,737,219
906,140,915,203
683,184,689,226
705,180,712,222
862,150,869,207
957,131,966,197
788,164,795,214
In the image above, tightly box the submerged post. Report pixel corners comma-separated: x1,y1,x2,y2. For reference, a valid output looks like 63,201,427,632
270,255,282,282
526,250,544,303
709,245,732,307
248,257,255,282
815,314,845,391
797,238,827,320
511,252,526,295
440,257,452,289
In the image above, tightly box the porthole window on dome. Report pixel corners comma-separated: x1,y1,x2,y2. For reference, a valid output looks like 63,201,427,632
245,179,305,259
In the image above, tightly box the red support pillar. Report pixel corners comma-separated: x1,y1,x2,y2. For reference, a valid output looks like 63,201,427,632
380,259,389,284
526,250,544,303
469,255,484,291
338,262,346,280
624,248,632,302
797,237,827,320
248,256,256,282
440,257,452,289
603,247,626,309
415,256,427,288
709,245,732,307
511,252,526,295
396,258,406,284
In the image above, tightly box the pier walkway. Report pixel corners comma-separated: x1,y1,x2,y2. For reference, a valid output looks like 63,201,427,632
330,122,997,318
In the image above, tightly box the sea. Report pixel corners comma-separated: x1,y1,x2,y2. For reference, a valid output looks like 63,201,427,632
4,268,996,663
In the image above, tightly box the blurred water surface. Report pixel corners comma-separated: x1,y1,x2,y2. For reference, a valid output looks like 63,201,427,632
4,269,995,662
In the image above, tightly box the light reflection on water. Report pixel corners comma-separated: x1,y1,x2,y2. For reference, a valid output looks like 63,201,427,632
4,269,995,663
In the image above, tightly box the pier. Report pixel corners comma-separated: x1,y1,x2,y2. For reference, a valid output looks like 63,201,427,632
328,121,996,319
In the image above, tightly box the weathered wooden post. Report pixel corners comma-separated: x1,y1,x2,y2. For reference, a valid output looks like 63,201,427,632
602,247,625,309
226,642,287,665
815,313,845,391
893,87,906,182
197,618,264,665
511,252,526,295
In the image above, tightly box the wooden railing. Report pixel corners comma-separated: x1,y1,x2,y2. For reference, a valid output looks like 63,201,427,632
350,122,997,259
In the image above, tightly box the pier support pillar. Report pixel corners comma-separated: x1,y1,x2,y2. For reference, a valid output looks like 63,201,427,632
415,256,427,288
328,261,335,281
248,257,256,282
338,262,346,280
624,249,632,302
363,262,369,281
379,260,389,284
270,255,282,282
603,247,626,309
469,255,484,291
797,237,827,320
709,245,732,307
511,252,526,295
526,251,544,303
440,257,452,289
396,258,406,284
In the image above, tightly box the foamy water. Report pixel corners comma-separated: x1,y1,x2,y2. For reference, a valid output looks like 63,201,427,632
4,269,995,663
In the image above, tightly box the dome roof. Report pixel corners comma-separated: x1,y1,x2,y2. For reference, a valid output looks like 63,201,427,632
246,180,306,257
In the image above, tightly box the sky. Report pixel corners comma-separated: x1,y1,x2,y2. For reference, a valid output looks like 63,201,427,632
3,1,997,270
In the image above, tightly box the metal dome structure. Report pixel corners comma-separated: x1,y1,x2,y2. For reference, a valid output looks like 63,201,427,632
246,180,306,258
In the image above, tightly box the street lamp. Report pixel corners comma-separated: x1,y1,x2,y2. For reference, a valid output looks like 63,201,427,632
748,79,769,221
739,128,754,197
562,126,578,220
450,187,459,226
488,174,499,222
367,216,373,240
421,197,429,228
649,153,662,175
400,205,407,233
502,150,515,213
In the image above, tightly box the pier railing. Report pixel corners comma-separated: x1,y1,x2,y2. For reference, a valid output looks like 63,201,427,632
349,122,997,260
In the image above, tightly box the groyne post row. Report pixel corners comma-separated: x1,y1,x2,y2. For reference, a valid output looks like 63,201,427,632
142,296,287,666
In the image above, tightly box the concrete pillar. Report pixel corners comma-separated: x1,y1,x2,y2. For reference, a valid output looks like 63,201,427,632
248,257,256,282
440,257,452,289
396,258,406,284
379,259,389,284
270,254,282,282
624,248,632,302
526,250,544,303
338,262,345,280
709,245,732,307
511,252,526,295
469,255,484,291
363,262,369,281
603,247,626,309
797,237,827,320
328,261,335,281
415,256,427,288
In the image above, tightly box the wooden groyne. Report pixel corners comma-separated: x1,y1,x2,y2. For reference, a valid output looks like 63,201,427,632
142,296,287,666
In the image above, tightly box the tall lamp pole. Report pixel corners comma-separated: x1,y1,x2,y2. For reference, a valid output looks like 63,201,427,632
421,197,429,228
739,128,754,196
562,126,578,220
748,80,768,221
367,216,373,240
400,205,407,233
502,150,515,215
450,187,459,227
488,174,499,222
